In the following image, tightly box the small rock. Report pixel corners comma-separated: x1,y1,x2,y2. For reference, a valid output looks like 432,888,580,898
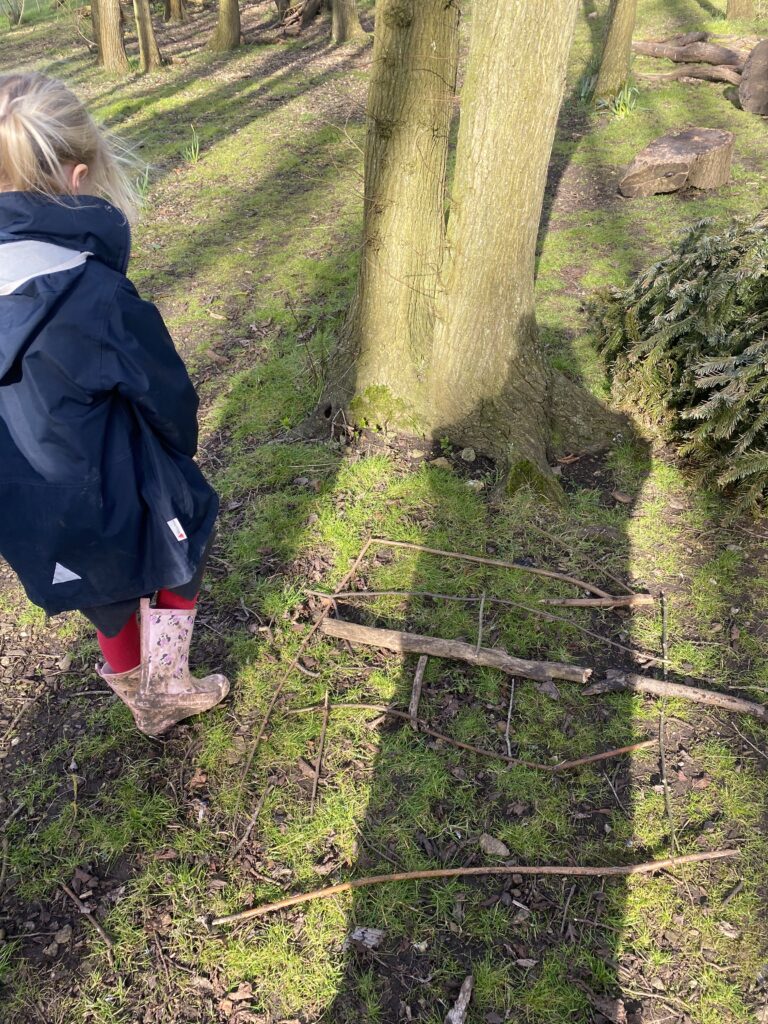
408,449,427,459
460,447,476,462
611,490,632,504
343,926,386,951
650,977,666,992
54,925,72,945
428,457,453,471
43,941,59,957
58,654,73,672
479,833,510,857
466,480,485,491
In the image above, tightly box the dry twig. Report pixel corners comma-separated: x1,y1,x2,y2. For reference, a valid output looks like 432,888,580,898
409,656,428,731
287,702,655,773
59,883,114,956
210,849,737,926
585,671,768,722
310,691,330,815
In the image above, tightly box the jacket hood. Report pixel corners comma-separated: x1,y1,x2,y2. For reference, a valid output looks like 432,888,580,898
0,192,131,274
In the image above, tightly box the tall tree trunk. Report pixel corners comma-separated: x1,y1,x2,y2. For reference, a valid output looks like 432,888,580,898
428,0,580,478
210,0,240,50
98,0,129,72
319,0,459,431
133,0,164,71
91,0,103,62
594,0,638,99
331,0,365,43
727,0,754,17
165,0,187,23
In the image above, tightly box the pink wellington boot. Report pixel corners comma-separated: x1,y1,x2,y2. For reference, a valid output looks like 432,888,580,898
131,598,230,737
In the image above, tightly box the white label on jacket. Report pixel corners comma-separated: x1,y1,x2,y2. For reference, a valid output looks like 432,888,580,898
52,562,82,584
167,518,188,541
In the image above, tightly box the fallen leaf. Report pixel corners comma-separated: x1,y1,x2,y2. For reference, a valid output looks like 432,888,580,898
717,920,741,940
611,490,632,504
515,958,538,968
535,679,561,700
343,926,386,951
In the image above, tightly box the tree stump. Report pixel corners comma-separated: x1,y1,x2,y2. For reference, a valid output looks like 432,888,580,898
739,39,768,114
619,128,734,198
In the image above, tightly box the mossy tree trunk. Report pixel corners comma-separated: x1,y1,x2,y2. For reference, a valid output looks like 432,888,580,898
133,0,164,71
210,0,240,50
594,0,638,99
319,0,459,432
98,0,129,72
164,0,187,23
331,0,366,43
429,0,580,478
727,0,754,17
316,0,615,486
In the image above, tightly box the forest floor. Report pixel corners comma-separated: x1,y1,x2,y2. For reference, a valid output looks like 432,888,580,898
1,0,768,1022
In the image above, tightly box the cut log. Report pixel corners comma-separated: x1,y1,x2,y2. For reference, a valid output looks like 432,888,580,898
739,39,768,114
661,31,708,46
584,670,768,722
632,39,744,67
638,64,743,86
318,617,592,684
619,127,734,198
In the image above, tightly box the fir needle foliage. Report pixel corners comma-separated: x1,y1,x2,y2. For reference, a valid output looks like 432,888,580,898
593,212,768,509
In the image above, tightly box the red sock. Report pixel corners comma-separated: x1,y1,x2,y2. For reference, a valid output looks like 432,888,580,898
97,614,140,673
156,589,198,611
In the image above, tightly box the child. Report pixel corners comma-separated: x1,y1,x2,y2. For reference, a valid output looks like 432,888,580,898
0,71,229,736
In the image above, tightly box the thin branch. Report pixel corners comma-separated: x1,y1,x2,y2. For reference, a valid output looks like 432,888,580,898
230,784,274,858
475,591,487,654
310,691,330,815
287,702,655,773
585,671,768,722
504,680,516,758
210,850,738,926
370,538,612,598
541,594,655,609
59,883,114,956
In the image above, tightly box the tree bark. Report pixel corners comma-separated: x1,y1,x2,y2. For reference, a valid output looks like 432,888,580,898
632,39,743,66
210,0,240,50
428,0,580,479
98,0,129,72
331,0,366,43
91,0,103,62
594,0,638,99
165,0,187,23
133,0,164,71
727,0,755,18
318,0,460,433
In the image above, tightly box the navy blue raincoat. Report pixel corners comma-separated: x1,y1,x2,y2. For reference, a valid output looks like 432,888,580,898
0,192,218,615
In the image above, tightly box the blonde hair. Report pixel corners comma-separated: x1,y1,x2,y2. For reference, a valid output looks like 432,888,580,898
0,72,138,223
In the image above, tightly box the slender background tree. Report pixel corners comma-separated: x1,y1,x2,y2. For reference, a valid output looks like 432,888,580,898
210,0,240,50
97,0,129,71
331,0,366,43
164,0,187,24
727,0,754,17
133,0,164,71
594,0,638,99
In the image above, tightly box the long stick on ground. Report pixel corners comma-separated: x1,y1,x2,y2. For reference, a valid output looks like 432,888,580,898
637,64,743,85
307,589,666,668
318,617,592,684
287,702,655,773
585,671,768,722
541,594,655,609
371,538,612,598
211,849,737,926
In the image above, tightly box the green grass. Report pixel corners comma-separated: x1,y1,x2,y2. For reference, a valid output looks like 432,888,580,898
0,0,766,1021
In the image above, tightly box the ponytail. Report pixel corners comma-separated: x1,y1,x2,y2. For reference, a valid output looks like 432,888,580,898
0,72,138,223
